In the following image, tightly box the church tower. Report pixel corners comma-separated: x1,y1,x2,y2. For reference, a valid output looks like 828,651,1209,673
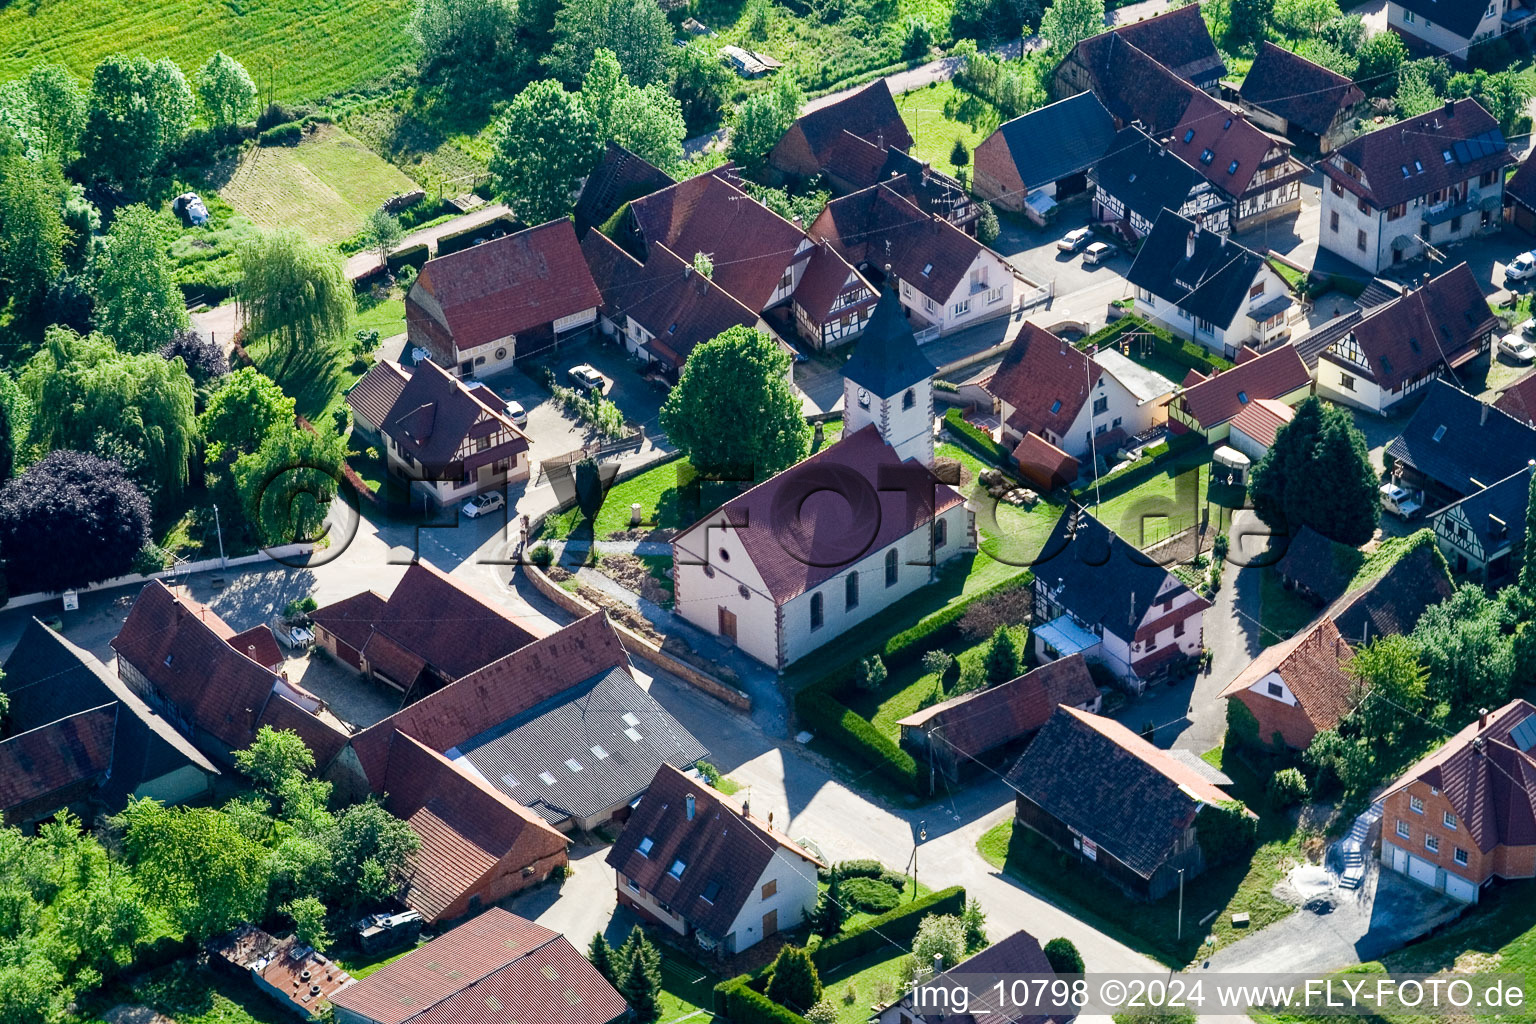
841,288,936,466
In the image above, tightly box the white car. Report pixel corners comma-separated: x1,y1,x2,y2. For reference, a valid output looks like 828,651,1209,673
1499,327,1536,363
1379,483,1422,520
568,364,605,391
1082,241,1115,265
1057,227,1092,253
463,492,506,518
505,399,528,426
285,625,314,649
1507,251,1536,282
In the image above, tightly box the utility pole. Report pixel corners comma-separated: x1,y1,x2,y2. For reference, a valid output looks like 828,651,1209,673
1176,867,1185,941
213,504,227,568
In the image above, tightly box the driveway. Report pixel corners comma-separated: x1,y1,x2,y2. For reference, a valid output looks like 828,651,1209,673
343,203,512,281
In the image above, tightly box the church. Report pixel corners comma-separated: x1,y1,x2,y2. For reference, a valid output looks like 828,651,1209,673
670,290,976,670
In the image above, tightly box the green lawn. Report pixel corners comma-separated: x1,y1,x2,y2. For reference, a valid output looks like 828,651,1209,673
937,441,1063,573
1082,460,1210,549
0,0,413,106
218,125,422,244
977,742,1308,968
338,942,423,980
843,625,1028,742
1258,567,1320,648
658,948,720,1024
342,93,497,193
895,81,1001,178
355,292,407,338
819,949,913,1024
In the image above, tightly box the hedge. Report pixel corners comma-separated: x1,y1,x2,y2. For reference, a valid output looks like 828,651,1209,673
715,975,813,1024
1076,431,1206,502
880,572,1032,669
388,242,429,273
795,688,920,791
257,121,302,146
435,215,519,256
943,408,1011,466
811,885,966,971
1080,316,1233,377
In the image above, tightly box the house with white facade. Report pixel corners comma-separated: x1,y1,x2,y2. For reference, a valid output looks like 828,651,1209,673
1387,0,1534,62
405,220,601,379
671,295,972,669
1431,464,1535,583
1320,99,1513,274
607,765,824,955
984,323,1173,480
347,358,530,505
1031,507,1210,692
1092,126,1234,240
1315,263,1498,414
810,182,1015,336
1126,210,1297,358
1166,90,1310,232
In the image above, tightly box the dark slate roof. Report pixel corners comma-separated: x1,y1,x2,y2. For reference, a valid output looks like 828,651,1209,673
606,765,823,939
1384,380,1536,497
1320,263,1496,391
1431,465,1534,558
792,81,913,163
1112,4,1227,88
988,92,1117,193
574,142,675,238
1328,539,1454,646
1005,706,1238,879
840,288,934,394
1064,31,1198,133
446,665,708,828
1240,42,1363,138
1125,209,1267,327
1035,506,1200,640
892,931,1065,1024
1093,126,1228,230
1506,155,1536,214
1323,99,1512,210
1274,525,1358,602
1383,699,1536,853
1393,0,1489,38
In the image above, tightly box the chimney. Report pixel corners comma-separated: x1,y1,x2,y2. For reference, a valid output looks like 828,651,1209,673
1480,707,1490,729
1186,230,1197,260
1481,401,1490,427
685,793,696,820
933,953,944,976
1444,99,1455,119
1422,272,1431,287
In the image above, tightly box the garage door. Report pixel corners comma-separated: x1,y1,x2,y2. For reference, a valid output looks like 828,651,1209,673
1407,855,1437,887
1444,872,1477,902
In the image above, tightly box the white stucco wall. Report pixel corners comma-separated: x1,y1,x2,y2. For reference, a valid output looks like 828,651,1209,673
722,846,820,952
1389,1,1502,52
844,378,935,466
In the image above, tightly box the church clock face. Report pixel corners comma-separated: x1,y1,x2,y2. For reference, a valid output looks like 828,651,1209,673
856,388,870,408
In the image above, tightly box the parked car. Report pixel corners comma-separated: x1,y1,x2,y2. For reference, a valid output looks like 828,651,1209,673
505,399,528,425
1379,483,1422,520
1507,251,1536,283
1498,324,1536,363
568,364,605,391
463,492,506,518
1082,241,1115,266
1057,227,1092,253
285,625,314,649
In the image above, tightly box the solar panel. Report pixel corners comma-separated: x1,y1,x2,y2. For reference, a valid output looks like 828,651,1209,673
1511,716,1536,752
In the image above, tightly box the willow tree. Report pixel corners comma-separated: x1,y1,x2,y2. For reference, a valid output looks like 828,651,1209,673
239,229,354,383
21,326,197,501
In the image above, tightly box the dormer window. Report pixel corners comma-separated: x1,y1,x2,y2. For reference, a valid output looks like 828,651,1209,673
1414,160,1424,172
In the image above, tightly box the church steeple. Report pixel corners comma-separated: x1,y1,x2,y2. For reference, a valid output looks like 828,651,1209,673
841,288,935,465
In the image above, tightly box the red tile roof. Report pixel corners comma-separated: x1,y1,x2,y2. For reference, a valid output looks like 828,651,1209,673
379,359,529,478
1061,30,1198,134
1381,699,1536,853
0,704,116,811
1320,263,1496,390
606,765,823,938
672,425,964,604
1170,91,1294,201
1240,42,1363,138
111,581,283,750
331,907,626,1024
896,654,1099,761
1507,155,1536,214
384,732,569,922
347,361,411,432
1218,617,1355,735
987,323,1101,438
1227,397,1295,449
1011,432,1079,492
627,170,808,313
1175,345,1310,430
408,220,601,356
229,625,284,671
1495,368,1536,427
255,693,350,770
349,612,627,788
1323,99,1514,210
812,183,991,303
791,81,913,164
311,562,542,694
790,240,873,326
1111,4,1226,86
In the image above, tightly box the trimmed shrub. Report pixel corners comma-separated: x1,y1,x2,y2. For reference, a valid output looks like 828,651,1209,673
1268,767,1310,807
715,977,812,1024
943,408,1011,466
388,243,429,274
840,877,901,914
1043,937,1084,974
832,860,884,880
1195,800,1260,865
258,121,303,146
879,869,910,892
811,886,966,972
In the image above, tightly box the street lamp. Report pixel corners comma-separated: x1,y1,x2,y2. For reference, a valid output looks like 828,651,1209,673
910,819,928,900
212,503,227,569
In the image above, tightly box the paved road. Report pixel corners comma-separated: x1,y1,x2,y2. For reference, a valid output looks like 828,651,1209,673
343,202,512,280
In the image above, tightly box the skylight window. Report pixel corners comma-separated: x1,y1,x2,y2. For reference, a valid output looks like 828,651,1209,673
1432,424,1447,441
1183,129,1196,143
701,880,722,903
592,744,610,759
638,836,655,856
625,727,644,741
501,773,520,789
1409,336,1422,353
1222,118,1232,130
1402,165,1411,178
1237,391,1248,404
1200,149,1214,165
1380,355,1393,375
669,860,687,879
164,654,174,667
622,713,640,727
1128,172,1137,182
539,771,558,786
1414,160,1423,172
668,324,678,334
1050,399,1062,414
566,759,584,772
921,263,932,276
1443,149,1453,163
1227,160,1239,174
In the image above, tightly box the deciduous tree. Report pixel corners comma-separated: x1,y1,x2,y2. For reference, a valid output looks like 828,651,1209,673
161,328,230,405
910,914,966,977
195,51,258,135
0,451,150,593
282,896,332,952
366,208,405,271
671,43,732,132
0,147,66,309
21,63,87,161
1038,0,1104,57
1356,31,1407,97
232,422,346,547
728,78,803,174
118,798,269,940
489,78,602,225
235,726,318,797
201,366,297,464
546,0,673,86
81,54,194,192
659,325,811,478
1411,583,1516,714
584,49,687,171
239,228,354,382
92,204,190,353
410,0,522,85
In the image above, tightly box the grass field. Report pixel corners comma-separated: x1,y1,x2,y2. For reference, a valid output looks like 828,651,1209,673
658,948,719,1024
0,0,414,105
820,949,913,1024
217,125,421,244
895,81,1001,178
342,94,496,194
